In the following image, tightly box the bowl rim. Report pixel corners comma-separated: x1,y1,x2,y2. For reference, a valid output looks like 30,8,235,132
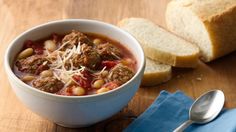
4,19,145,100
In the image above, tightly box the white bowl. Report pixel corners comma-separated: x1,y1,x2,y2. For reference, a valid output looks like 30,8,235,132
4,19,145,128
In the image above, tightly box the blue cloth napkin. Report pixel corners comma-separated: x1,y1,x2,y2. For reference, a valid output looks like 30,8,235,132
124,91,236,132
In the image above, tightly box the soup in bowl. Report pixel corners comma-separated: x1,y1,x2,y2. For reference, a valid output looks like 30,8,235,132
4,19,145,127
14,30,136,96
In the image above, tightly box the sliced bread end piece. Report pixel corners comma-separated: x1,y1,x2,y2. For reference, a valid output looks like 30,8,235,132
118,18,200,68
142,58,172,86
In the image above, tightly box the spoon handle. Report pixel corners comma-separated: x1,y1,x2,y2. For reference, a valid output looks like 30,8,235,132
173,120,193,132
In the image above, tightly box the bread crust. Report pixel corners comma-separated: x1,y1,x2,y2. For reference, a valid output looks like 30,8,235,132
205,6,236,60
142,69,172,86
141,58,172,86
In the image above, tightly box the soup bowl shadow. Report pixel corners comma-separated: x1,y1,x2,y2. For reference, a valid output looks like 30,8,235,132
4,19,145,128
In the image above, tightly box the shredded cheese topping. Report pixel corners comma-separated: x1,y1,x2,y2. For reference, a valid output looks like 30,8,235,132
45,40,85,83
45,40,102,85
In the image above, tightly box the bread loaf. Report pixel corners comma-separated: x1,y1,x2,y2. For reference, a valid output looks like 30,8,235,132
166,0,236,62
118,18,199,68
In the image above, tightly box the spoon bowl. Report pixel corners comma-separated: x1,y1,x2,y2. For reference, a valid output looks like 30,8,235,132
174,90,225,132
190,90,225,123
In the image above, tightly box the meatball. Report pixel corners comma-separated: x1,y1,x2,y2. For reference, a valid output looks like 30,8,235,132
97,43,122,60
32,77,64,93
61,30,93,49
16,55,49,74
71,44,101,69
108,64,134,85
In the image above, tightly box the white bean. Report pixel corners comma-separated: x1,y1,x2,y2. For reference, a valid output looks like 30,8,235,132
21,75,35,82
67,80,75,85
40,70,53,77
101,70,109,78
72,87,85,96
17,48,33,59
44,40,57,51
92,79,104,89
97,87,110,94
121,58,133,66
93,38,102,45
60,73,70,82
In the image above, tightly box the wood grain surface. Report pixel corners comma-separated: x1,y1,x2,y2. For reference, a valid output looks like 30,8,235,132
0,0,236,131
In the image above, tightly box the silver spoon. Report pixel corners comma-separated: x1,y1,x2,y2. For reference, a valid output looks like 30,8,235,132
173,90,225,132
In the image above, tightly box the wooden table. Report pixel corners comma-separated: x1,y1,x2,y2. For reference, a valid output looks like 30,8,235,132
0,0,236,131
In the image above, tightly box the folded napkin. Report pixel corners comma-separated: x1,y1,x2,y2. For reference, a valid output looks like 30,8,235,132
124,91,236,132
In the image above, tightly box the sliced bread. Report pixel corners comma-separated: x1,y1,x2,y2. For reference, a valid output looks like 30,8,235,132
166,0,236,62
142,58,172,86
118,18,200,68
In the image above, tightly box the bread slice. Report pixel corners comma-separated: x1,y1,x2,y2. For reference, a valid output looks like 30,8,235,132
142,58,172,86
118,18,199,68
166,0,236,62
